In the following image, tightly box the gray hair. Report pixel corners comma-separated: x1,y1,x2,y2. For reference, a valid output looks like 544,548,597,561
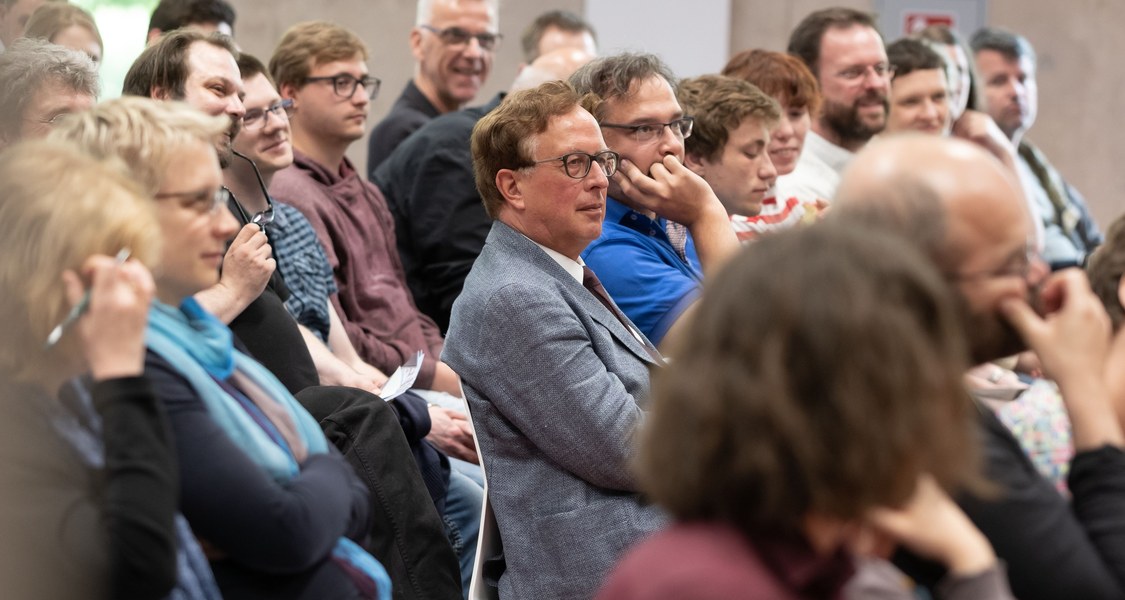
568,52,677,121
520,9,595,63
970,27,1036,66
0,38,99,142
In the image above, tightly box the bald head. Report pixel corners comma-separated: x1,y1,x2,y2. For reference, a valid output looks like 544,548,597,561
834,135,1037,363
835,134,1026,271
509,46,594,94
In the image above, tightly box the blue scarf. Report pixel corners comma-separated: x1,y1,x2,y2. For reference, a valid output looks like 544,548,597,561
146,298,391,600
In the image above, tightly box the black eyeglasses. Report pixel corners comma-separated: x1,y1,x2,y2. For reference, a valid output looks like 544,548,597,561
242,98,294,130
230,150,275,228
303,74,382,100
419,24,501,51
530,150,620,179
155,187,231,215
599,117,694,143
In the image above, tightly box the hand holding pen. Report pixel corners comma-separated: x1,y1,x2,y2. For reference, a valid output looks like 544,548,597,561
48,250,156,380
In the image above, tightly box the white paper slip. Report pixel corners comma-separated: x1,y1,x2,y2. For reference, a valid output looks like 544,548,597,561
378,350,424,401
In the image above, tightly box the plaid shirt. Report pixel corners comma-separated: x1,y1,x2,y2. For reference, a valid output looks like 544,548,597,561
265,202,337,341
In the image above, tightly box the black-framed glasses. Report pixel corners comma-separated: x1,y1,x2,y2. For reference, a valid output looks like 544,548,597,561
242,98,294,130
304,74,382,100
419,24,501,51
154,186,231,215
230,150,275,228
530,150,620,179
599,116,694,143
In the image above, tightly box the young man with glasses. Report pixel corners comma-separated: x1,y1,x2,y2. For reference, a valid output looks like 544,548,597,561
443,79,666,600
571,53,740,349
227,52,389,391
268,22,484,596
366,0,499,176
784,7,891,202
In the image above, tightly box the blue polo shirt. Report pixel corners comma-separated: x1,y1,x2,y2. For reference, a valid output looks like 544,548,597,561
581,197,703,345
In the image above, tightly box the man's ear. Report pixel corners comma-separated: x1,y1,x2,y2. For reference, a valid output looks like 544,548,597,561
150,85,172,101
1116,276,1125,317
683,151,708,178
495,169,525,211
278,82,298,105
410,28,425,63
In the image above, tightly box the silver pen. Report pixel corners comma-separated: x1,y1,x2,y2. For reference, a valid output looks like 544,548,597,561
44,248,132,349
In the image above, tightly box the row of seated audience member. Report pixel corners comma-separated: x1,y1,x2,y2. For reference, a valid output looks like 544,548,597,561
0,1,1119,600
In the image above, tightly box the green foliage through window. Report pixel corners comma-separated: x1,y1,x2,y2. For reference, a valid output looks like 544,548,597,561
74,0,157,11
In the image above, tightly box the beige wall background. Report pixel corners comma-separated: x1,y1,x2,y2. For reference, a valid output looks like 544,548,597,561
230,0,1123,227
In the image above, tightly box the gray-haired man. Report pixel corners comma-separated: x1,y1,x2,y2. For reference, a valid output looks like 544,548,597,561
0,37,97,149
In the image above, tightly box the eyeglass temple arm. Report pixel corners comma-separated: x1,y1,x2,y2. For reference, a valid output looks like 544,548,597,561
229,150,274,217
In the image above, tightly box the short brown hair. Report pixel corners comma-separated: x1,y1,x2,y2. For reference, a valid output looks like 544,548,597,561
122,28,238,99
638,222,979,538
887,38,946,81
787,7,880,77
676,74,780,163
0,140,161,384
1087,214,1125,330
269,21,367,93
472,80,584,219
24,3,103,57
148,0,236,36
722,49,821,116
569,52,676,122
237,51,273,86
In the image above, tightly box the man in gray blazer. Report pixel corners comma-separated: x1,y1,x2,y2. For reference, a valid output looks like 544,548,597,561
442,80,667,599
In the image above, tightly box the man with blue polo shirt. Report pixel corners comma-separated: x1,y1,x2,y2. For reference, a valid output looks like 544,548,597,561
571,53,739,347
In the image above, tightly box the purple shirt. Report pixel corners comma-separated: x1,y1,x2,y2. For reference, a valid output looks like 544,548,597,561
270,150,444,388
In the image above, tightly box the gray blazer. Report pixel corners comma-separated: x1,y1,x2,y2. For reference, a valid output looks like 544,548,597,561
443,221,667,600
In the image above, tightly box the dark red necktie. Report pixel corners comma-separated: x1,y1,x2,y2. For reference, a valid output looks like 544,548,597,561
582,266,664,364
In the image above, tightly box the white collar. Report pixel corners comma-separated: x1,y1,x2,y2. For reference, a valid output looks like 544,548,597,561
534,241,586,283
